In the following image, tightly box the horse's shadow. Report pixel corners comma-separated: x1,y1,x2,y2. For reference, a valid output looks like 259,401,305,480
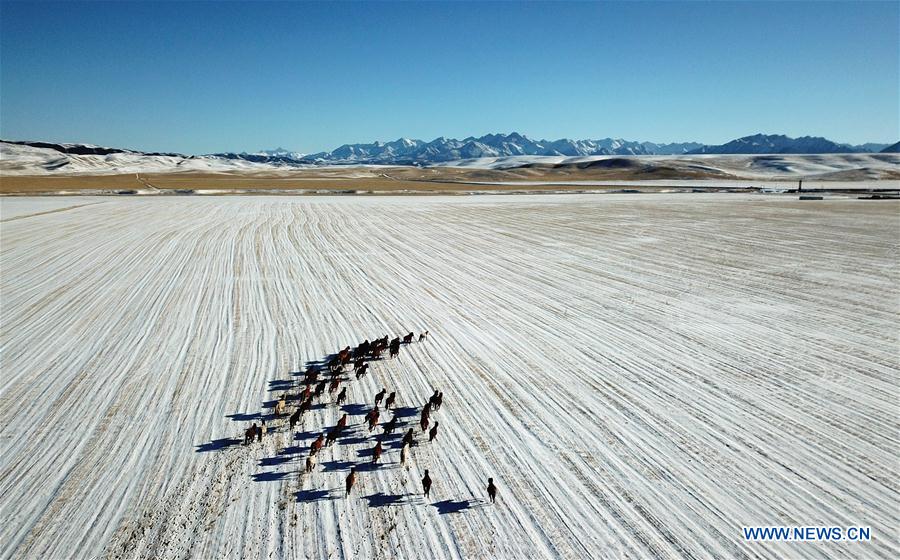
320,459,355,472
226,412,262,422
365,492,410,507
338,434,372,447
293,429,322,442
340,403,368,416
268,379,294,392
259,455,293,467
195,438,242,453
353,461,385,473
279,444,305,456
252,470,291,483
296,488,337,503
432,499,484,514
393,406,417,418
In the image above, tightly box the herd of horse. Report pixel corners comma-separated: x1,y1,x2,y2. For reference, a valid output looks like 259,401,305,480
238,329,495,503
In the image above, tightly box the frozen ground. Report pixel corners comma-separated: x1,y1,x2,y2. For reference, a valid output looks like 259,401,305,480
455,179,899,191
1,194,898,559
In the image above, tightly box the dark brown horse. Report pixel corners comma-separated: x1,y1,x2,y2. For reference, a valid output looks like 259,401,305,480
383,415,398,435
384,391,396,409
402,332,414,344
325,427,340,446
298,398,312,417
372,441,383,463
244,423,257,445
346,468,357,497
336,386,347,405
429,421,439,442
374,388,387,408
402,428,415,448
314,380,327,398
367,408,380,432
310,434,324,455
289,409,301,430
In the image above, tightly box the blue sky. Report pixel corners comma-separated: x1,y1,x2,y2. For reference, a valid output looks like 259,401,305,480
1,1,897,154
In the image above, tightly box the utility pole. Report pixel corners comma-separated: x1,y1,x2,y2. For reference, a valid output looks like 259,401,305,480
798,179,803,192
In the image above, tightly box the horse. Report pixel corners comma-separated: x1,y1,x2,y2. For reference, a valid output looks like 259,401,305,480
420,416,429,433
384,391,396,409
429,421,439,442
389,343,400,359
429,390,440,411
258,421,266,441
371,347,383,360
367,408,380,432
434,392,443,410
418,330,429,342
304,366,318,384
325,427,340,446
336,387,347,405
374,388,387,408
355,363,369,379
345,468,357,497
301,385,312,402
402,332,414,344
421,404,431,422
372,441,383,463
274,396,287,417
314,380,327,398
337,413,348,429
299,398,312,417
289,409,301,430
487,478,497,503
305,453,317,474
310,434,324,455
422,470,432,497
329,377,341,394
400,442,410,467
327,355,341,373
383,415,398,435
402,428,415,448
244,423,257,445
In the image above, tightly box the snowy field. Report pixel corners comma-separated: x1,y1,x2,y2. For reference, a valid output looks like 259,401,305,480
1,194,898,559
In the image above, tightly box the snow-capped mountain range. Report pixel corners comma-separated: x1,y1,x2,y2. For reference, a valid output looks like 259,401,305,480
1,134,894,174
212,133,891,165
216,133,705,165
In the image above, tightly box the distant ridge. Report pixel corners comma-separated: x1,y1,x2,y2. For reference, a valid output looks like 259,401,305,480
3,133,894,168
686,134,888,155
880,141,900,153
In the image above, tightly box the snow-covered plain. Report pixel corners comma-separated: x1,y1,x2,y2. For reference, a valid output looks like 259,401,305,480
434,154,900,181
1,194,898,559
